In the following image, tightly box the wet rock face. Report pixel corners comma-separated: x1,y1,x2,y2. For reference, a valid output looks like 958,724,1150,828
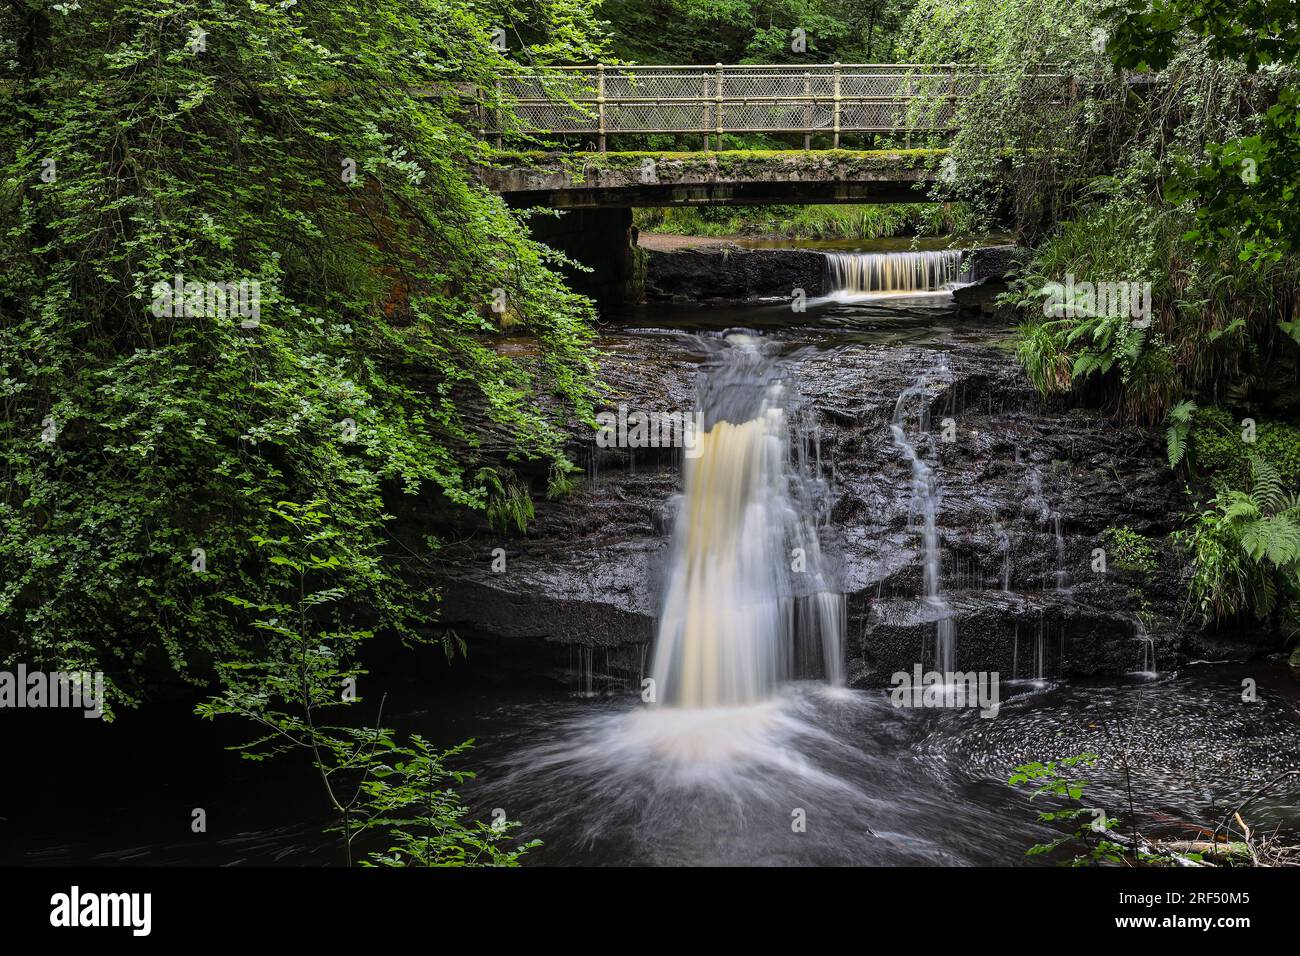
962,244,1023,282
438,328,1269,686
643,246,827,303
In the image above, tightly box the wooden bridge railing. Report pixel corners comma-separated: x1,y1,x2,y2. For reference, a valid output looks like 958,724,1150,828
480,63,1071,151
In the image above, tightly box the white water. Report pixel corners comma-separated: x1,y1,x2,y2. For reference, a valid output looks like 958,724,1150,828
890,370,955,674
1000,533,1012,592
651,334,845,709
1051,511,1066,591
825,250,969,298
1132,617,1157,678
1034,611,1047,683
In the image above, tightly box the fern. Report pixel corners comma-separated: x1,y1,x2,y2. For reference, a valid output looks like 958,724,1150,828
1222,492,1261,523
1245,516,1290,562
476,467,536,533
1165,399,1198,467
1178,451,1300,625
1248,454,1287,513
1207,317,1246,341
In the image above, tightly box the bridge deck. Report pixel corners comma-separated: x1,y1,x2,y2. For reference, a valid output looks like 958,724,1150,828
484,149,948,209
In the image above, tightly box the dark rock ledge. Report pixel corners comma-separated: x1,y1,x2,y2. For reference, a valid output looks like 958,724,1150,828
437,331,1277,687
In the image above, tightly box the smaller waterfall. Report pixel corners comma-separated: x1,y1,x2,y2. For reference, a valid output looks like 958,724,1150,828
993,524,1011,592
825,250,968,296
1012,622,1019,679
1133,617,1157,677
574,645,596,698
891,371,954,674
1051,511,1066,591
1033,611,1047,683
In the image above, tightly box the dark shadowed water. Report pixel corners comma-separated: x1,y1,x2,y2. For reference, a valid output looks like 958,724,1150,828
451,662,1300,866
5,662,1298,866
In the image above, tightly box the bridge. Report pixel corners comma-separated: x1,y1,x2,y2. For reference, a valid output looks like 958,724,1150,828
474,63,1069,304
480,63,1070,152
479,62,1071,207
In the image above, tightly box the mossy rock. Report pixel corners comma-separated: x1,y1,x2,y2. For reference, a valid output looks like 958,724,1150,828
492,148,949,178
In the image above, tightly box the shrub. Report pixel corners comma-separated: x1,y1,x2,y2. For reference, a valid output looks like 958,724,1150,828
1175,456,1300,629
1101,527,1159,573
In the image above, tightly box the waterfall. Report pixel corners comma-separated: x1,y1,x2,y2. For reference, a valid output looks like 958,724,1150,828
992,522,1011,592
1012,622,1019,679
824,250,968,295
1133,617,1157,677
1033,610,1047,683
1051,511,1066,591
651,334,844,708
890,371,954,674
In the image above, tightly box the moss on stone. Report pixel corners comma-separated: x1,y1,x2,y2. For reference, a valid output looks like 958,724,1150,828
491,147,948,179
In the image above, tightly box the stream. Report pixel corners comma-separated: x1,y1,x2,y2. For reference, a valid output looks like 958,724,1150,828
5,247,1299,867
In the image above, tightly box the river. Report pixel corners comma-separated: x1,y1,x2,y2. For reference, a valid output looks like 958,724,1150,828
5,251,1299,867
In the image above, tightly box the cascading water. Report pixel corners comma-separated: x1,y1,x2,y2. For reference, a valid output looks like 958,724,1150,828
1133,616,1157,677
825,250,969,296
890,369,955,674
435,305,1300,869
1050,511,1066,591
1033,610,1047,683
1012,622,1019,679
651,333,845,708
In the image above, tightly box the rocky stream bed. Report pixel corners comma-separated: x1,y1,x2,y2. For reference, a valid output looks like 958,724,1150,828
434,253,1284,691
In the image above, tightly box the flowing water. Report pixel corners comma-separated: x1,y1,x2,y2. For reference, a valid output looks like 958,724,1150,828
6,247,1299,868
824,249,969,298
889,370,956,675
1133,616,1158,679
8,659,1298,866
651,334,844,707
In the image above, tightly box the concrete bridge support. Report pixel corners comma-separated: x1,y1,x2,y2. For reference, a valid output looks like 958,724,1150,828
523,206,646,309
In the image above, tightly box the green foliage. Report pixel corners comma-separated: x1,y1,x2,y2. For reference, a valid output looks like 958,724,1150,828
1006,180,1299,423
602,0,914,65
1175,456,1300,627
1109,0,1300,266
1014,319,1071,399
1177,408,1300,635
476,467,536,533
1165,399,1198,467
1184,407,1300,492
635,202,977,240
901,0,1120,239
0,0,606,704
546,460,580,500
197,501,528,867
1101,526,1159,573
919,0,1300,424
1008,754,1129,865
357,735,540,867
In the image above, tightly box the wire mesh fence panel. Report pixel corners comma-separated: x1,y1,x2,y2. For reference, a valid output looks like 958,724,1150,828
486,64,1071,140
